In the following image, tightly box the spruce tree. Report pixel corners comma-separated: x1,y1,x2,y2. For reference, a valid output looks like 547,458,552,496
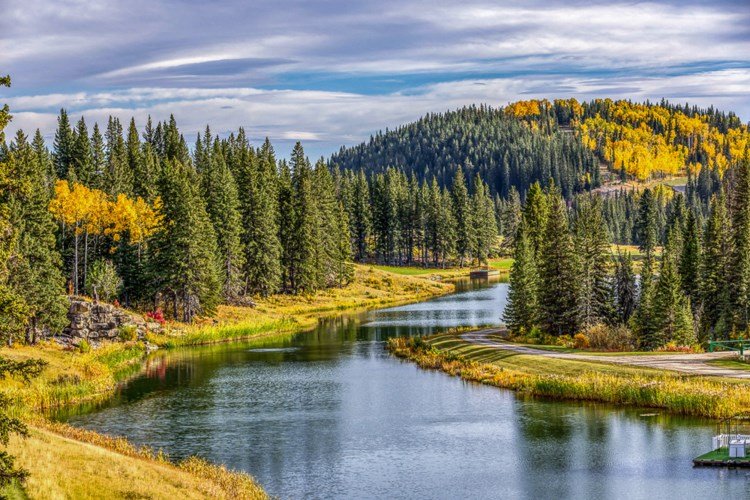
201,139,245,300
71,117,94,186
6,131,67,343
731,153,750,330
90,122,105,189
53,108,74,179
522,182,548,258
103,116,132,196
538,190,580,335
632,251,657,349
635,189,658,255
679,208,701,304
349,170,371,261
652,234,695,347
277,160,295,291
31,129,55,193
239,138,282,296
149,159,222,321
451,167,472,266
470,175,498,265
574,196,612,328
701,191,733,340
290,143,320,293
614,252,637,325
503,222,538,333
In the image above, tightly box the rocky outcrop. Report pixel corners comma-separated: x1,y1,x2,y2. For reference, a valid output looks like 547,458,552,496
61,298,161,345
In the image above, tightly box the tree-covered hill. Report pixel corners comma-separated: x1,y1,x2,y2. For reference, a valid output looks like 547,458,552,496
330,99,750,200
329,104,600,200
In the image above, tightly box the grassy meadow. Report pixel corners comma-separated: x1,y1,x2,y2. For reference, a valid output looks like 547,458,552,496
388,334,750,419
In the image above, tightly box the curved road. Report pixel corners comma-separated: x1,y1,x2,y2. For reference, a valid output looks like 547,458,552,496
461,329,750,379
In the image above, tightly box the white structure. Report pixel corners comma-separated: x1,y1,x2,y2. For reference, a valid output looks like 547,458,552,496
730,440,747,458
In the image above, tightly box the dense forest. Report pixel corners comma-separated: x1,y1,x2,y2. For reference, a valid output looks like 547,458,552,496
331,98,749,199
2,71,750,350
504,152,750,349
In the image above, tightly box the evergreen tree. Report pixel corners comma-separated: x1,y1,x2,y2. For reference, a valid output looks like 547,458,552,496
71,117,94,186
451,167,473,266
277,160,295,291
679,209,701,304
5,131,67,343
500,187,522,253
701,191,734,340
31,129,55,192
731,153,750,330
538,190,580,335
349,170,371,261
573,196,612,328
470,175,497,264
632,251,657,349
240,138,282,296
652,234,695,346
90,122,105,189
103,116,132,196
503,222,538,333
614,252,637,325
149,160,221,322
522,182,548,258
201,139,245,300
290,143,320,292
53,109,74,179
635,189,658,256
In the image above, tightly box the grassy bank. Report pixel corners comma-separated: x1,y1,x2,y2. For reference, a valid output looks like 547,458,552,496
387,334,750,419
0,264,454,499
7,420,266,499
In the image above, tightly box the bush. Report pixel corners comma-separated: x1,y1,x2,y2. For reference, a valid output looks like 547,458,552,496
585,323,635,351
85,260,122,302
118,325,138,342
573,333,590,349
78,339,91,353
145,309,166,325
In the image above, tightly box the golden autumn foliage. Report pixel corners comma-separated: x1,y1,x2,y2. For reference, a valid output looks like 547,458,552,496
506,98,750,182
48,181,161,243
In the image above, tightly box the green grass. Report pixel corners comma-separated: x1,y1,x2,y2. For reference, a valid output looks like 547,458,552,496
694,447,750,463
489,258,513,271
389,334,750,418
707,359,750,371
368,264,445,276
509,342,680,356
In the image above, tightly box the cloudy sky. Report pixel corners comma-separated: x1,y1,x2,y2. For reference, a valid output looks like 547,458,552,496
2,0,749,158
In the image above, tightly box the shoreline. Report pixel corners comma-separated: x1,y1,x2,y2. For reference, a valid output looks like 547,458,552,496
0,265,461,498
386,334,750,419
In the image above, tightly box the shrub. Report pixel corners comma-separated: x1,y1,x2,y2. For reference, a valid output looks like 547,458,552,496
586,323,635,351
573,333,590,349
118,325,138,342
656,341,695,353
85,260,122,302
145,308,166,325
78,339,91,353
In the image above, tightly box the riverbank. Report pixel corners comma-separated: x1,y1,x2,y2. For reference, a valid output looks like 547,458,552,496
387,334,750,419
0,265,455,499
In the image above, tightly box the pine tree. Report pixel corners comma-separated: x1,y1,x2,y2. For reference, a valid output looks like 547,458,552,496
149,159,221,322
103,116,132,196
470,175,497,264
290,143,320,293
503,222,538,333
538,190,580,335
6,131,67,343
731,153,750,330
53,109,74,179
500,187,522,253
522,182,548,258
574,196,612,328
349,170,371,261
614,252,637,325
451,167,472,266
71,117,95,186
652,233,695,346
314,159,344,287
679,208,701,304
701,191,733,340
31,129,55,192
90,122,105,189
240,138,282,296
201,139,245,300
277,160,295,291
632,251,657,349
635,189,658,255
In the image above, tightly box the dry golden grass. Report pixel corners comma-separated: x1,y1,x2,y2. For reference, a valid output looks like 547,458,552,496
9,425,267,500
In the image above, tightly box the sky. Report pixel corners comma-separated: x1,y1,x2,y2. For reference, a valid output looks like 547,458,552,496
2,0,749,159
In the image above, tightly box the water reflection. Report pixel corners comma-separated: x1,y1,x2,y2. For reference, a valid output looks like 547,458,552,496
61,278,750,499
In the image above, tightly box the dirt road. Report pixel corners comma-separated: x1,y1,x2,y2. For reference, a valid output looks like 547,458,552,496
461,329,750,379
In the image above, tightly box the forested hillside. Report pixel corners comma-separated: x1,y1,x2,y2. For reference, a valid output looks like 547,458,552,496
331,99,749,199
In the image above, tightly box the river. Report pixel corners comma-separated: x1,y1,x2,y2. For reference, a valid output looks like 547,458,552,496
63,278,750,499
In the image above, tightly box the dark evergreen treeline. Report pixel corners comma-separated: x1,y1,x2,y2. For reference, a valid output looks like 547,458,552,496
505,152,750,349
329,104,600,200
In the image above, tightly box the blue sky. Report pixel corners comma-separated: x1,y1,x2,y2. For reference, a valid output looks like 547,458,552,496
2,0,749,159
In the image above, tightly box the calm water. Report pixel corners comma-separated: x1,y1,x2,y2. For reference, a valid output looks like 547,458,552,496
64,279,750,499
